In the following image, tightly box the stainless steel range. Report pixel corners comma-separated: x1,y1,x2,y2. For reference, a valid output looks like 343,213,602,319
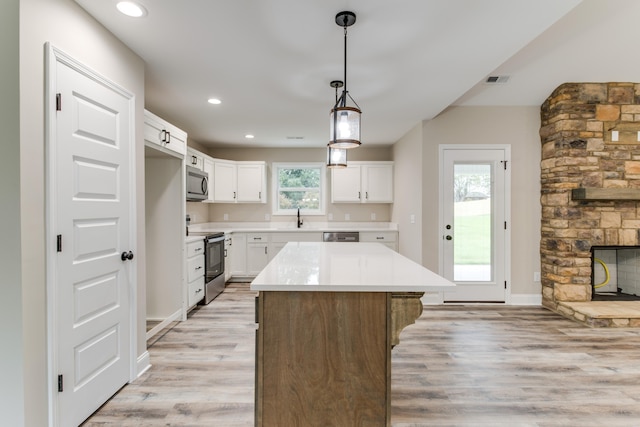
203,232,225,304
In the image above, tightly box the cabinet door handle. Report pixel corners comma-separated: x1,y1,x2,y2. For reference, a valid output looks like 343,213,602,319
191,156,197,165
195,266,202,270
166,131,171,144
196,289,202,293
233,191,236,199
366,192,369,200
264,247,267,255
258,191,261,199
358,191,361,199
376,236,384,240
194,247,202,252
160,129,166,142
254,237,262,240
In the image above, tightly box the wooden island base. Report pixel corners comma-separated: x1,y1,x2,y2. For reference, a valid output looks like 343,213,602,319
255,290,424,427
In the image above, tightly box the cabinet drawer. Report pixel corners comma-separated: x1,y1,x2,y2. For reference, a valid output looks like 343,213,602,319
188,276,205,307
187,254,205,282
186,239,205,258
360,232,397,242
247,233,269,242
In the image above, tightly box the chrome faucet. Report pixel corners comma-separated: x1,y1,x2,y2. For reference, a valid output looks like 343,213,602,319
297,208,303,228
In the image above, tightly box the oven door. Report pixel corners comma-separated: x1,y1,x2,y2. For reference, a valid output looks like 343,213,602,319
205,234,225,281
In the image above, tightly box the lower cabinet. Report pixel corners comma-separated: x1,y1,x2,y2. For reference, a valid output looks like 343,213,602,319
360,231,398,252
186,239,205,308
247,233,270,275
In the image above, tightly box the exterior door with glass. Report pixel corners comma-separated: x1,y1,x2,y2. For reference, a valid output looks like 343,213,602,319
440,146,509,302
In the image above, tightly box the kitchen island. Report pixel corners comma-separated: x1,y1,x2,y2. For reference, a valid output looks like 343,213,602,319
251,242,454,427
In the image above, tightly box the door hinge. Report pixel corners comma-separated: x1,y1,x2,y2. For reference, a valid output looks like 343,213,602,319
57,234,62,252
504,281,507,289
58,374,63,392
56,93,61,111
504,221,507,230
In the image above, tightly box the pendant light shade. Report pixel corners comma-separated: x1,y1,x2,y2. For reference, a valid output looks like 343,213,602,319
327,145,347,168
329,11,361,149
327,80,348,168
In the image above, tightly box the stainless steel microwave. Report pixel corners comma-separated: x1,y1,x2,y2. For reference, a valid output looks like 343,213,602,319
186,165,209,201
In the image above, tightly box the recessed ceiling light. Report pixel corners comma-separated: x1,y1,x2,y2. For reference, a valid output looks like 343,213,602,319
116,1,147,18
207,98,222,105
245,134,255,139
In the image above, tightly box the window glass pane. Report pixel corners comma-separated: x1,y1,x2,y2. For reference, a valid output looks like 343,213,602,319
278,190,320,210
279,168,320,188
453,164,492,282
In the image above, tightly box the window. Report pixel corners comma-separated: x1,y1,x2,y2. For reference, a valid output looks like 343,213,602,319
272,163,326,215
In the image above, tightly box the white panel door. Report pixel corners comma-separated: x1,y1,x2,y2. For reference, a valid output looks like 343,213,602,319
52,52,134,426
440,147,509,302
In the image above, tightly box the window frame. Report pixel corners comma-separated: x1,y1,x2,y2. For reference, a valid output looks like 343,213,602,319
271,162,326,216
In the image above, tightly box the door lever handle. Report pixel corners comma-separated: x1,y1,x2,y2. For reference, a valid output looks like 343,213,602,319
445,235,452,241
121,251,134,261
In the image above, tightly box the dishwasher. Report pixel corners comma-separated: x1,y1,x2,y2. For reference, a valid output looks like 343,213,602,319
322,231,359,242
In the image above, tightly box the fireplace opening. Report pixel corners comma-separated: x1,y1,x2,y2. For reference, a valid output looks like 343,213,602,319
592,246,640,301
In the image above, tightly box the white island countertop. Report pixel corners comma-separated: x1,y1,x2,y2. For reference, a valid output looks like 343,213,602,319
251,242,455,292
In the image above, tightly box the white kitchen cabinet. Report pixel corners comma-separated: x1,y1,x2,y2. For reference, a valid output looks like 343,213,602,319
331,161,393,203
247,233,270,275
237,163,266,202
212,160,237,202
224,234,232,282
212,160,266,203
360,231,398,251
186,239,205,308
203,157,215,202
144,109,186,157
230,233,247,277
186,147,205,171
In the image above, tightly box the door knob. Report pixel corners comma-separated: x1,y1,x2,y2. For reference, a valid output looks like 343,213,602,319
445,235,452,241
121,251,134,261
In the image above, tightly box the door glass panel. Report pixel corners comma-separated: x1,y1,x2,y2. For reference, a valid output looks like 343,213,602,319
453,163,492,282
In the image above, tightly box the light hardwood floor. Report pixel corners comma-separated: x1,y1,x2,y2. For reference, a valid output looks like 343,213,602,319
83,283,640,426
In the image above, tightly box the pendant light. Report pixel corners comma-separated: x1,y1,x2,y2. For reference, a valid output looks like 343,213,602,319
329,11,361,149
327,80,348,168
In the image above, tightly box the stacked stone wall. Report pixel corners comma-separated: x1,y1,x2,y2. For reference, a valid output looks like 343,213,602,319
540,83,640,310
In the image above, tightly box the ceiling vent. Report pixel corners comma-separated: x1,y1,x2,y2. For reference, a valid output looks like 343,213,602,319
484,75,510,84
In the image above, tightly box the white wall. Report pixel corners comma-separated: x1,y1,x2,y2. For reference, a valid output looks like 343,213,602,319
422,106,542,297
0,1,24,425
391,123,423,263
19,0,145,424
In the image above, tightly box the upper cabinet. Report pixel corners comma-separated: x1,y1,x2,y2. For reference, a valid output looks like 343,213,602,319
212,160,266,203
331,161,393,203
186,148,205,171
144,110,186,157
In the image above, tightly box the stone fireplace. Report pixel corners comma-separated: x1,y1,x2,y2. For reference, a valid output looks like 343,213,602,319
540,82,640,313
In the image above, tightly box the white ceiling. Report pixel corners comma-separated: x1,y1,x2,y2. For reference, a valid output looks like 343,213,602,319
74,0,640,149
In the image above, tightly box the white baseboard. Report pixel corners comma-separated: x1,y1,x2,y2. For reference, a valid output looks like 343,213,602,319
509,294,542,306
422,292,444,305
136,351,151,378
146,308,183,341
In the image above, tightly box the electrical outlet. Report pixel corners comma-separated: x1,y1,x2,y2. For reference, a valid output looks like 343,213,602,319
410,214,415,224
371,213,376,220
223,213,229,221
534,272,541,282
345,213,351,221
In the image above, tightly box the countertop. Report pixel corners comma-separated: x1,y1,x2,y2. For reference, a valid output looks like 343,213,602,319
185,235,205,243
187,221,398,235
250,242,455,292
